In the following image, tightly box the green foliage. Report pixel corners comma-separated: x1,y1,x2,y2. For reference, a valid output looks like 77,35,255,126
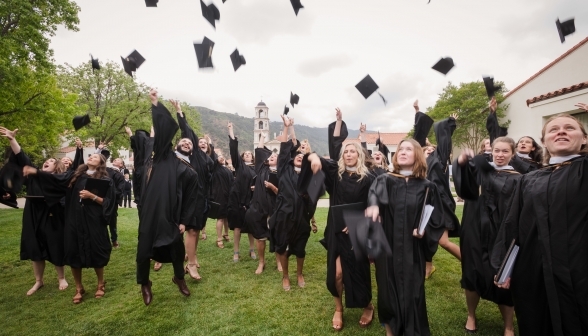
161,101,202,145
425,81,509,150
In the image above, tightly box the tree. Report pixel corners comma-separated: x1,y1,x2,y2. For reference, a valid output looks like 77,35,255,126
425,81,509,150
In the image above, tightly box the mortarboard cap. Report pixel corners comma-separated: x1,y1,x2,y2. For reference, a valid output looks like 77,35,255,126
90,54,100,71
230,49,246,71
432,57,454,75
145,0,158,7
0,162,24,195
290,0,304,16
100,149,111,160
556,18,575,43
331,202,364,232
344,211,392,261
356,75,388,105
201,0,220,28
121,50,146,77
483,76,501,98
290,92,300,107
73,114,91,131
194,37,215,68
306,170,325,204
0,188,18,208
284,105,290,115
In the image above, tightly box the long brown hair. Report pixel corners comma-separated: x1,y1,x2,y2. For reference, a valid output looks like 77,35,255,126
478,138,490,154
541,114,588,164
48,158,66,174
391,139,427,179
241,151,255,164
68,154,109,188
517,136,543,163
372,150,389,170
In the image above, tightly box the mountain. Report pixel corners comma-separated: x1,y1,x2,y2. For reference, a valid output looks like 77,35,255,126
192,106,363,157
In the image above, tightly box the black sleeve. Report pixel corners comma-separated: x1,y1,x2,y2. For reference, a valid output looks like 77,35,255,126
433,117,456,170
452,157,481,201
179,171,200,225
413,112,434,147
229,136,243,170
255,147,272,173
277,140,295,179
13,150,33,168
328,120,348,160
72,147,85,170
486,112,508,145
152,103,180,163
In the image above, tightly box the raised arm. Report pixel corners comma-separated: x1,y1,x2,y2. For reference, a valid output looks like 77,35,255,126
433,114,457,167
486,97,508,144
333,108,342,137
228,122,243,170
171,100,199,146
0,127,21,155
359,123,367,149
413,100,434,147
71,137,85,170
328,108,349,160
150,89,179,163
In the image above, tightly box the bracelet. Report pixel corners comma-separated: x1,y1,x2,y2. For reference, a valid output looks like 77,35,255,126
92,196,98,202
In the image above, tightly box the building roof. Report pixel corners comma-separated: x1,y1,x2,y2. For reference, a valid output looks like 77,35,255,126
505,36,588,99
343,133,408,146
256,101,266,107
526,81,588,106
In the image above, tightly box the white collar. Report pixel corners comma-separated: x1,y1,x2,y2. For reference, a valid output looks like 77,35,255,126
269,166,277,171
244,162,253,166
175,151,190,163
516,152,531,159
294,167,301,172
345,166,357,172
489,162,514,170
86,170,95,175
549,154,581,164
484,151,492,155
399,170,413,176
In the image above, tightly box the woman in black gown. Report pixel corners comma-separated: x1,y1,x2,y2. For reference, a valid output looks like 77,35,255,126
245,131,279,274
302,108,375,331
208,143,233,249
366,138,445,336
453,135,521,336
295,139,318,233
509,136,543,173
23,152,116,304
0,127,69,296
493,107,588,336
227,122,256,262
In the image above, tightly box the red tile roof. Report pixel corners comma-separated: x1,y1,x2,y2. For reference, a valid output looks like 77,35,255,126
505,36,588,99
343,133,408,146
526,81,588,106
59,146,76,153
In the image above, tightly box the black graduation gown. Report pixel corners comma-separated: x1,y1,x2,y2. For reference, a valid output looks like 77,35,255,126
208,144,233,219
486,112,508,145
368,173,445,336
14,151,66,266
106,167,125,206
302,120,375,308
136,103,200,264
492,156,588,336
36,170,117,269
177,112,212,231
372,166,388,176
245,147,277,240
269,140,314,255
129,130,153,208
453,156,521,306
509,154,542,174
227,136,255,231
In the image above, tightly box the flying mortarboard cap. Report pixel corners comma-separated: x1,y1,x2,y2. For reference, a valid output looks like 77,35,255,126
100,149,111,160
145,0,158,7
432,57,454,75
483,76,501,98
121,50,146,77
284,105,290,115
0,162,24,195
90,54,100,71
290,92,300,107
194,37,215,68
73,114,91,131
290,0,304,16
201,0,220,28
230,49,246,71
556,18,575,43
356,75,387,105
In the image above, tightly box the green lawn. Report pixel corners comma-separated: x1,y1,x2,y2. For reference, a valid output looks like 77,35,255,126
0,205,516,335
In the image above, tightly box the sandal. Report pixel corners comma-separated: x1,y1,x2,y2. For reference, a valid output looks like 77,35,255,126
233,251,239,262
223,234,231,242
95,282,106,299
359,303,374,328
332,310,344,331
425,266,436,280
73,288,85,304
184,264,202,280
282,276,291,291
217,239,224,249
153,262,162,271
311,220,318,233
249,249,257,259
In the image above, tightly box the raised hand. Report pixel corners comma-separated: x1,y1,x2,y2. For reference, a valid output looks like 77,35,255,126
365,205,379,222
125,126,133,137
22,166,38,177
169,99,182,114
413,100,419,112
335,108,342,121
281,115,291,127
575,103,588,112
149,89,158,106
359,123,366,133
0,127,18,140
75,137,83,148
458,148,475,165
489,96,497,113
290,118,295,126
98,141,105,150
227,122,233,130
450,113,459,120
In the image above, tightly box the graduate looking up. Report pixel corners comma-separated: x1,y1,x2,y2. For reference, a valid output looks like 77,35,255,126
493,103,588,336
207,140,233,249
302,107,376,331
510,135,543,173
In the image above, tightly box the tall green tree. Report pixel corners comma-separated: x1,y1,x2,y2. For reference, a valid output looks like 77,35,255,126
425,81,509,150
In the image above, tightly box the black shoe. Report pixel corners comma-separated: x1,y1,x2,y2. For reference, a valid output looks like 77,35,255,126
464,327,477,334
141,281,153,306
172,277,190,297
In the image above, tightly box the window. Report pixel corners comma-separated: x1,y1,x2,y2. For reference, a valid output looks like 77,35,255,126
259,121,264,129
259,109,265,118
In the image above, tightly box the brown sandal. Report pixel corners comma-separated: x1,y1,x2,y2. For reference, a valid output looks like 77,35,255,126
184,264,202,280
359,303,374,328
216,239,224,248
223,234,231,242
332,310,344,331
73,288,85,304
95,283,106,298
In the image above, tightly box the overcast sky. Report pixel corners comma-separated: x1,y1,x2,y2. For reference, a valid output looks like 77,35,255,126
50,0,587,133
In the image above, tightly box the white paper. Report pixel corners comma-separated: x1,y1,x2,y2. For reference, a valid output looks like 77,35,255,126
497,245,519,285
418,205,434,235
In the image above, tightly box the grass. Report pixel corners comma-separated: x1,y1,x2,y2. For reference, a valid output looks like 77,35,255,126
0,205,517,335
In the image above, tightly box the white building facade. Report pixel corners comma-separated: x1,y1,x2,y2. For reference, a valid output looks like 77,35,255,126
253,101,281,153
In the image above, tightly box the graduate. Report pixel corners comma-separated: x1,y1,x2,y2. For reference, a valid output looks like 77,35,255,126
509,135,543,173
269,115,314,290
412,100,462,278
135,90,200,306
301,108,375,331
125,125,153,214
0,126,69,296
453,133,521,334
171,100,213,281
244,130,279,274
61,157,73,170
227,122,257,262
207,142,233,248
296,139,318,233
493,105,588,336
370,150,389,175
366,138,445,336
23,147,117,304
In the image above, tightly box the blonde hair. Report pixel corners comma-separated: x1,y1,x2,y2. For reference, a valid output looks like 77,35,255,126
492,136,515,153
391,139,427,179
541,114,588,164
297,139,312,154
372,150,389,170
479,138,490,154
337,142,369,181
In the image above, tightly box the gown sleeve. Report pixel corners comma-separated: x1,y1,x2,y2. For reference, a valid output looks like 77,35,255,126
13,150,33,168
422,184,446,259
452,156,487,200
35,170,75,206
491,176,524,270
432,117,456,170
72,147,85,170
152,103,180,163
413,111,434,147
229,136,243,171
99,178,118,225
486,112,508,145
328,120,348,161
255,147,272,173
277,140,295,179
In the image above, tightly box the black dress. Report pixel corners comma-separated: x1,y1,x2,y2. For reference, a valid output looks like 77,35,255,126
453,156,521,306
368,172,445,336
227,137,255,231
492,156,588,336
245,147,277,240
509,154,542,174
14,151,66,266
177,112,213,231
208,144,233,219
269,140,314,258
136,103,200,264
301,120,375,308
36,170,117,269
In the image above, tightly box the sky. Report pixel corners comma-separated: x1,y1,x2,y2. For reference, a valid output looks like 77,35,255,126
50,0,587,133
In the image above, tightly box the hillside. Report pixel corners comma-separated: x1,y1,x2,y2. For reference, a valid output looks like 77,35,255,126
192,106,363,157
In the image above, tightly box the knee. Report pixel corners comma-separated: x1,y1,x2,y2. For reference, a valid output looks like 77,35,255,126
335,269,343,283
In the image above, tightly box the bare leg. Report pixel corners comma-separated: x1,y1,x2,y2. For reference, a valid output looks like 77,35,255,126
465,290,480,331
248,234,256,259
296,257,305,287
439,230,461,260
276,253,283,272
277,252,290,290
201,228,207,240
385,324,394,336
499,304,515,336
255,240,266,274
55,265,68,290
185,229,201,279
27,260,45,296
234,228,241,261
216,219,223,242
94,267,105,286
425,261,433,278
333,256,344,330
223,219,230,238
71,267,83,290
